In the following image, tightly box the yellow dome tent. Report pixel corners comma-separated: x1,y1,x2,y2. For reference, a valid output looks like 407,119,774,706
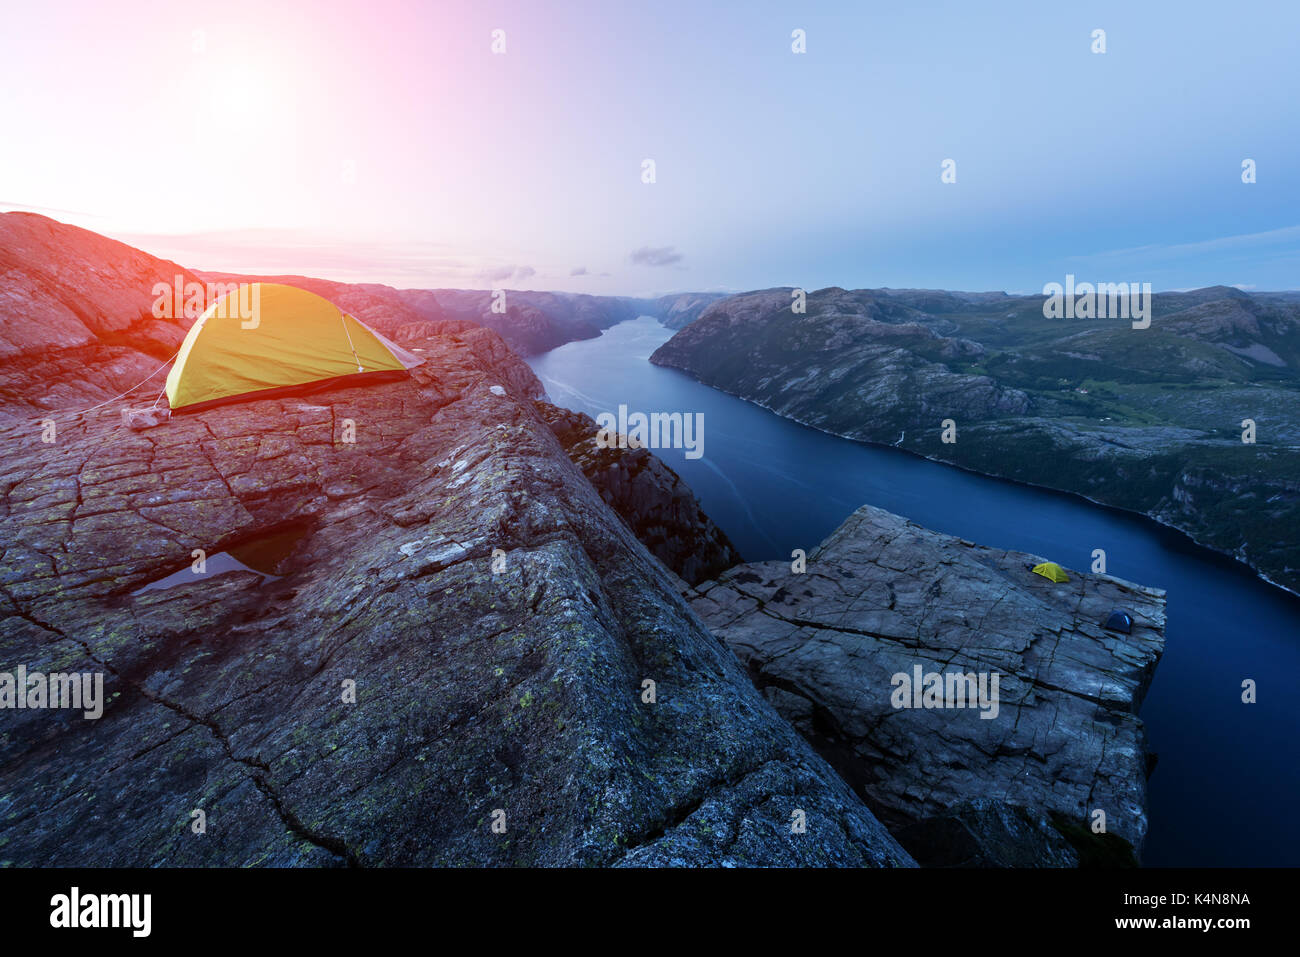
165,283,422,412
1031,561,1070,583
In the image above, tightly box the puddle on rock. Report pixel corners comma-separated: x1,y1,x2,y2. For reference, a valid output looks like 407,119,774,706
133,525,309,596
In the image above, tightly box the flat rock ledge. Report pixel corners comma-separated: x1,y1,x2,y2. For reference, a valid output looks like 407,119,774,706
686,504,1166,865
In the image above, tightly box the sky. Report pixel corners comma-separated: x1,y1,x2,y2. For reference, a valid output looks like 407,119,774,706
1,0,1297,295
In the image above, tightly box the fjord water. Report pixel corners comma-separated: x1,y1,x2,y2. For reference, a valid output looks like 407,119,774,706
529,316,1300,866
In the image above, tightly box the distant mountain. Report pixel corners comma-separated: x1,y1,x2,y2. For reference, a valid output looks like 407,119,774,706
647,292,731,330
399,288,640,355
395,290,731,351
1254,290,1300,304
652,284,1300,595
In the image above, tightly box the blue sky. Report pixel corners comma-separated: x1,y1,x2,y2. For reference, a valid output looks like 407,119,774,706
1,0,1296,293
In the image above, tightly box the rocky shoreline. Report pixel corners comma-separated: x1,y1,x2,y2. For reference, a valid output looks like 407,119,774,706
652,371,1300,602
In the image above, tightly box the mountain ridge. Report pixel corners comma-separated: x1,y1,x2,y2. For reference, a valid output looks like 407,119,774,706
651,285,1300,596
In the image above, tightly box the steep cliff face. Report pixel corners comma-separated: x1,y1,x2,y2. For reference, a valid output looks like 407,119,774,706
0,227,912,866
686,505,1166,865
651,286,1300,595
536,402,743,586
648,292,730,330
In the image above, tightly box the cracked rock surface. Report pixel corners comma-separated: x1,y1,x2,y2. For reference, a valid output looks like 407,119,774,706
685,504,1165,862
0,317,912,866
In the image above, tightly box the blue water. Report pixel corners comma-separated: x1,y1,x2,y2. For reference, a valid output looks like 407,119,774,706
529,316,1300,867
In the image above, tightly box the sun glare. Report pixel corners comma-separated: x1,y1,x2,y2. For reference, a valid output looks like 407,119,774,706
207,61,274,124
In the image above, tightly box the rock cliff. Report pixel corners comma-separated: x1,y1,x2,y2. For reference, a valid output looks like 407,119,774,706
537,402,743,586
686,505,1166,864
0,220,911,865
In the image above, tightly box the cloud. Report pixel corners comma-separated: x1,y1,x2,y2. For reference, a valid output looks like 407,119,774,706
1075,225,1300,263
629,245,684,267
570,266,588,276
481,264,536,283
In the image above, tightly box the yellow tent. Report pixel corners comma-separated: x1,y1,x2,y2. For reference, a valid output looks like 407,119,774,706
1031,561,1070,583
165,283,422,412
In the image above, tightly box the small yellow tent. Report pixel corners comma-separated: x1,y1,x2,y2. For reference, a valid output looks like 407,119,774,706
1031,561,1070,583
165,283,422,412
